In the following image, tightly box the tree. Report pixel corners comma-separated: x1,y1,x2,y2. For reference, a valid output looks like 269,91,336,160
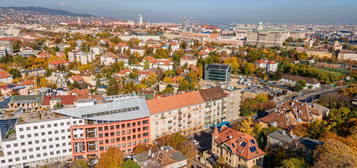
157,133,187,149
107,78,119,95
313,139,357,168
293,80,306,91
238,118,254,135
133,144,156,155
244,62,255,75
9,68,21,78
73,159,89,168
224,57,240,74
279,158,307,168
122,159,140,168
96,147,124,168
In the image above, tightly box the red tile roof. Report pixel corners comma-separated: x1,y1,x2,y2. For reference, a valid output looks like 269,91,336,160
42,95,76,106
70,75,84,82
147,91,205,115
213,127,265,160
0,70,12,79
49,59,68,65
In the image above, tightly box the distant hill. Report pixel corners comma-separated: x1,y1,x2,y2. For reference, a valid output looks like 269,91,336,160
0,6,95,17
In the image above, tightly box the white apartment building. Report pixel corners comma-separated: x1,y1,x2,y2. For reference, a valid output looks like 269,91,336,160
0,117,83,168
147,91,206,140
68,51,95,65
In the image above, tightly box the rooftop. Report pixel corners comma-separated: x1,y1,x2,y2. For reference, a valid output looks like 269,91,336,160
146,91,205,115
55,97,150,121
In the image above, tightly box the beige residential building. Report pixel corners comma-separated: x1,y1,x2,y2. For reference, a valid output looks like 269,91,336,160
147,91,206,140
199,87,228,128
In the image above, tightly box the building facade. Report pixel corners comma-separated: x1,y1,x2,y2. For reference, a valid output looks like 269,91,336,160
147,91,205,140
204,64,231,82
0,117,83,168
55,97,151,161
199,87,228,128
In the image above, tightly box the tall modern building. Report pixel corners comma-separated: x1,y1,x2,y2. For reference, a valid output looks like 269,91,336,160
204,64,231,82
138,14,143,26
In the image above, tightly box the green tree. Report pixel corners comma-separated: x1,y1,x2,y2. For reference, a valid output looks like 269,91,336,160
73,159,89,168
293,80,306,91
243,62,255,75
9,69,21,78
279,158,307,168
122,159,140,168
107,78,119,95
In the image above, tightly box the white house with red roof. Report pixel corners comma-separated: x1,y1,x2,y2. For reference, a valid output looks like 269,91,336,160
141,56,173,71
255,59,278,72
0,69,13,83
113,69,131,78
180,56,197,67
48,59,69,70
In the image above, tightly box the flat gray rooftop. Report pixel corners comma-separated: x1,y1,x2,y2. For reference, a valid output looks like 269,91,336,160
55,97,150,121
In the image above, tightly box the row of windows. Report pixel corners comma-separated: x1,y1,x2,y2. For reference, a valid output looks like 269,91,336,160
2,149,71,164
19,120,82,131
19,129,70,139
7,143,71,156
96,120,149,131
6,137,70,148
98,132,149,144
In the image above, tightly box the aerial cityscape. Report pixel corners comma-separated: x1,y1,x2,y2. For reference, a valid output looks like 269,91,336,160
0,1,356,168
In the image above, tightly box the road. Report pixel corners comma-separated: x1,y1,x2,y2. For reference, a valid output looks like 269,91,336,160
273,85,345,104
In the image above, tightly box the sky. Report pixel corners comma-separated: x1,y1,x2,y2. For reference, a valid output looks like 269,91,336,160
1,0,357,25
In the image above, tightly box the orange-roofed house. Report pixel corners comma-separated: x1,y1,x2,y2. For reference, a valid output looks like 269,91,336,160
147,91,205,139
48,59,69,70
0,69,13,84
212,127,265,168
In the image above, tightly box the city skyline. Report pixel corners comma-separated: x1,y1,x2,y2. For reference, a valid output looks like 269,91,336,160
1,0,357,24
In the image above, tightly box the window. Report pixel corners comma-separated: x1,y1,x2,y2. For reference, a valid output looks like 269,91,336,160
23,156,27,160
27,134,31,138
26,127,30,130
250,139,256,144
20,135,24,139
40,125,45,128
249,146,257,152
54,123,58,127
19,128,24,131
34,133,39,137
241,142,247,147
36,147,40,151
35,140,39,144
33,126,38,129
47,124,51,128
